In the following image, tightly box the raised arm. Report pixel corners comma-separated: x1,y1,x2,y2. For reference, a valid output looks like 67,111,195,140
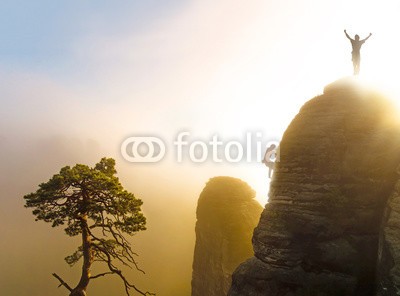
344,30,352,40
362,33,372,42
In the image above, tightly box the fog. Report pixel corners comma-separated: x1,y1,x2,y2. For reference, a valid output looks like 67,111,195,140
2,0,400,295
0,133,198,295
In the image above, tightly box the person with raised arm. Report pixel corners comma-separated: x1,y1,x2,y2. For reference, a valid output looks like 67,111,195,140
344,30,372,75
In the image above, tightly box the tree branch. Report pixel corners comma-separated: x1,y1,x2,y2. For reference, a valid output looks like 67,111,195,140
90,271,114,279
88,223,144,274
91,244,155,295
52,273,73,292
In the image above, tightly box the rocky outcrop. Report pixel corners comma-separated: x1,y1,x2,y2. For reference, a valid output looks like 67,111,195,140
229,78,400,296
378,177,400,295
191,176,262,296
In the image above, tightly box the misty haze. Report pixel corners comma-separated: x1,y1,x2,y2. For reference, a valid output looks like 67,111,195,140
2,1,400,296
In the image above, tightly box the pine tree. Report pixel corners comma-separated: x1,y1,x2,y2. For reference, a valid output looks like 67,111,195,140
24,157,153,296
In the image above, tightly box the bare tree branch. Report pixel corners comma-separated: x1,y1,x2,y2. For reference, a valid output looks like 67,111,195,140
52,273,72,292
90,271,114,279
91,244,155,296
88,226,145,274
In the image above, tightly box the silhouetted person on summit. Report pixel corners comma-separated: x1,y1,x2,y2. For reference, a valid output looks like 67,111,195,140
344,30,372,75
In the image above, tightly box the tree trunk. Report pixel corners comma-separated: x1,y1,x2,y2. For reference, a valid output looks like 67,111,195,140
70,214,93,296
69,290,87,296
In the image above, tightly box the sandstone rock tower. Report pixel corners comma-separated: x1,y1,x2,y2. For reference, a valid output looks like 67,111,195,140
191,176,262,296
229,78,400,296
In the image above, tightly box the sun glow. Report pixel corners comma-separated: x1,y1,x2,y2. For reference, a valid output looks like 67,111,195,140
249,167,271,206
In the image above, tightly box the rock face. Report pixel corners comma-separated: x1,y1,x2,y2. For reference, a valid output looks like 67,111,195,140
191,176,262,296
378,178,400,295
229,78,400,296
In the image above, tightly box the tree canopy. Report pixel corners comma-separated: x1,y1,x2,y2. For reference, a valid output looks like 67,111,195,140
24,157,153,296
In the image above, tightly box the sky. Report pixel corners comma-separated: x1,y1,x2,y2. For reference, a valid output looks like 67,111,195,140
2,0,400,295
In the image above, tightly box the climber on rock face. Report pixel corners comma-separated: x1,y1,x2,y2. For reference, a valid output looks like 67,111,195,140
344,30,372,75
262,143,279,178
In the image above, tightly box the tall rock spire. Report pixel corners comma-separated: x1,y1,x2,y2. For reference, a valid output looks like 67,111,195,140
191,176,262,296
